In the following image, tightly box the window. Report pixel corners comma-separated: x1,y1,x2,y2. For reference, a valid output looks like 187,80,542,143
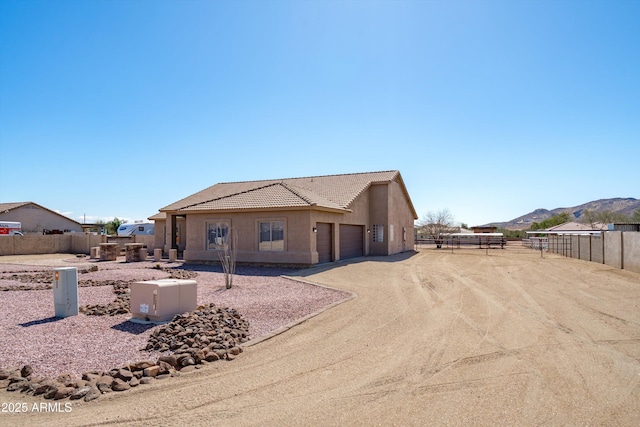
259,221,284,251
372,224,384,243
390,224,395,242
207,222,230,250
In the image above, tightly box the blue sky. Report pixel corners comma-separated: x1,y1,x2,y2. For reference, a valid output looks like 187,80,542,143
1,0,638,226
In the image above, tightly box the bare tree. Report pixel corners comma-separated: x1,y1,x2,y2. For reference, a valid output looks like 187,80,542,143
581,209,627,229
417,209,456,248
218,227,238,289
580,209,599,229
597,209,628,225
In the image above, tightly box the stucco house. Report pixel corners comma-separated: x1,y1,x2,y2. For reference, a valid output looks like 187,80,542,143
0,201,83,233
153,170,417,265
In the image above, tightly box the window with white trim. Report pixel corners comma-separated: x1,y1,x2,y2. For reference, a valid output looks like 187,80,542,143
259,221,284,251
372,224,384,243
207,222,230,250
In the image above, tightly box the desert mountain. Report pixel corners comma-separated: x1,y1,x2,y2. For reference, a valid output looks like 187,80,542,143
491,198,640,229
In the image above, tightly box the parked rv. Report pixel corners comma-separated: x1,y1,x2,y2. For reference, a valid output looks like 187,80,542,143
0,221,23,236
117,222,154,236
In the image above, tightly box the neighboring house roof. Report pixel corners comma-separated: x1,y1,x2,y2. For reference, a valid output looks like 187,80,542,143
160,170,418,218
0,202,32,212
0,201,82,226
546,221,607,232
148,212,166,221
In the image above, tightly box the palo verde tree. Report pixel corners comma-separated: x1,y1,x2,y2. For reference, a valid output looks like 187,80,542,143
417,209,456,248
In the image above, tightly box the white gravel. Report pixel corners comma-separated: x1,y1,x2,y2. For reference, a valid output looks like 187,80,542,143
0,257,351,379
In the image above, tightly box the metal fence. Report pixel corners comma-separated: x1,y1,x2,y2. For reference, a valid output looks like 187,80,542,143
415,236,507,250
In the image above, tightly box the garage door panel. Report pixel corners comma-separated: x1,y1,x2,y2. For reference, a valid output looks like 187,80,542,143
339,225,364,260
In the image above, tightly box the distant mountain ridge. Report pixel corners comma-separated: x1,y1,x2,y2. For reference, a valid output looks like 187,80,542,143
491,198,640,229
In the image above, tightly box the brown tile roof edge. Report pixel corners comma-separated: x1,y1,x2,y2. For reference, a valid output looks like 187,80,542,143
158,170,417,218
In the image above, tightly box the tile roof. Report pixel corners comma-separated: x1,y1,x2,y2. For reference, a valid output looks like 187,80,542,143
0,202,31,212
161,170,414,215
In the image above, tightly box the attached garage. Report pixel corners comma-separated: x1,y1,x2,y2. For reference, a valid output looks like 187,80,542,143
316,222,333,263
339,224,364,260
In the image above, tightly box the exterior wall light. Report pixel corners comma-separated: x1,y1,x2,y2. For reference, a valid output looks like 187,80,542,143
312,227,317,233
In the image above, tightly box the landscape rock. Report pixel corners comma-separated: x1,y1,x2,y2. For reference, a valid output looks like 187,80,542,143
158,361,172,375
20,365,33,378
82,371,102,383
115,368,134,382
7,380,26,392
8,375,26,385
0,369,11,380
44,386,60,400
96,375,114,393
0,298,249,404
111,378,130,392
70,386,92,400
54,386,75,400
84,387,101,402
143,366,160,378
57,372,75,387
158,355,178,368
33,380,60,396
129,360,154,371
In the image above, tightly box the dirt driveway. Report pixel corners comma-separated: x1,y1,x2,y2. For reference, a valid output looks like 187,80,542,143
3,247,640,426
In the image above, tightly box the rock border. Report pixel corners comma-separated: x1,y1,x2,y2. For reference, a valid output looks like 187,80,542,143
0,303,249,403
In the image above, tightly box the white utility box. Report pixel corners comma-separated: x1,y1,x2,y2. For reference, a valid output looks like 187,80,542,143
130,279,197,323
53,267,79,318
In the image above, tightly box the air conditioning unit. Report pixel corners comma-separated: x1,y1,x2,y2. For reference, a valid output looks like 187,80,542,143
130,279,197,323
53,267,79,318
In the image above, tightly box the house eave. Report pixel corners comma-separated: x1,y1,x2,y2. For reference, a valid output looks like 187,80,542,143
161,205,351,216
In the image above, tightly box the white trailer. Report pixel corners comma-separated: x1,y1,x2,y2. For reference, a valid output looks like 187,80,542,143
117,222,154,236
0,221,23,236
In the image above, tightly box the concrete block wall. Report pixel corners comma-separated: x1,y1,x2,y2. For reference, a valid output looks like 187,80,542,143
604,232,623,269
623,232,640,273
0,233,156,257
571,235,580,259
0,234,103,256
579,236,591,261
546,232,640,275
591,235,604,264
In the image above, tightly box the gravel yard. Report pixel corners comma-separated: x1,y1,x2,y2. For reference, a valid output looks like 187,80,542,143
0,255,352,378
